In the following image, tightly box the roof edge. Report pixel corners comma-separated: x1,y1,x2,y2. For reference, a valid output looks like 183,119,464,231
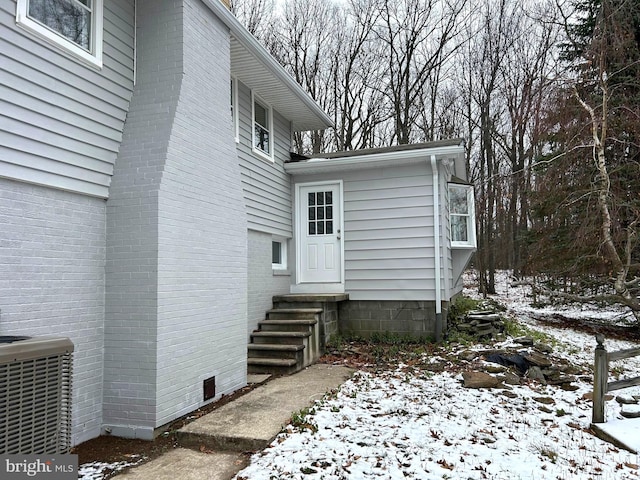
312,139,465,159
285,141,465,174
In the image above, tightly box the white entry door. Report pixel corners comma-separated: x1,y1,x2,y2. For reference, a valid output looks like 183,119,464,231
297,183,342,284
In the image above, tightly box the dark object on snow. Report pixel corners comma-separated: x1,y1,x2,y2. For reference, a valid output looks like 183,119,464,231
485,353,530,375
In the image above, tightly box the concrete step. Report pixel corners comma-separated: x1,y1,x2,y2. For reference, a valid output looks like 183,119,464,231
258,319,317,333
247,343,304,359
247,357,299,375
272,293,349,304
247,357,297,367
251,331,311,345
266,308,322,321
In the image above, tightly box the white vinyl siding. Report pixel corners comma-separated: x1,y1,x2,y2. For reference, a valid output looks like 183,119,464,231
294,163,438,301
0,0,135,198
236,80,293,237
345,185,432,290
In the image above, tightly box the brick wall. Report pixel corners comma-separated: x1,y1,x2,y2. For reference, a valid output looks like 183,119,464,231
0,178,105,445
154,0,248,427
103,0,176,438
247,230,291,338
104,0,249,438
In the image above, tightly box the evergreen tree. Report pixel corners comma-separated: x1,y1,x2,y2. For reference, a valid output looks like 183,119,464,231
527,0,640,314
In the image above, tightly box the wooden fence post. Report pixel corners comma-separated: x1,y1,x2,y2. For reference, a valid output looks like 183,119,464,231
593,334,608,424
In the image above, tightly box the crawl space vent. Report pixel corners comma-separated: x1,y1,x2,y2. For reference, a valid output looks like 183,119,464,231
203,376,216,401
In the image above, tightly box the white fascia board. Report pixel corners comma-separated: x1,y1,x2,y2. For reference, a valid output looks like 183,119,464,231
201,0,333,130
284,145,465,174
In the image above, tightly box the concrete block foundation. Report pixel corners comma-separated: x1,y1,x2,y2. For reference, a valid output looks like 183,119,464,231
338,300,448,341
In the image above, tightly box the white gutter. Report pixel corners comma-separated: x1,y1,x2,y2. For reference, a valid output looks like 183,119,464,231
201,0,333,128
431,154,443,342
285,145,464,174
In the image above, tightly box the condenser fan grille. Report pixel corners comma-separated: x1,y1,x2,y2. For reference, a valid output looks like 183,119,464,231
0,337,73,454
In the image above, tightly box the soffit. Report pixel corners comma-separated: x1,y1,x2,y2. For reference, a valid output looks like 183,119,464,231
230,35,332,132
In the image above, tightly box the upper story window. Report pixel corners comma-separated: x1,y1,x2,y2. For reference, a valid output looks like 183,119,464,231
449,183,476,248
252,93,273,160
230,77,239,142
16,0,103,68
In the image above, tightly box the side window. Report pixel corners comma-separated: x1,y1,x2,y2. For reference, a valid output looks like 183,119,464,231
16,0,104,68
272,239,287,270
252,93,273,160
449,184,476,248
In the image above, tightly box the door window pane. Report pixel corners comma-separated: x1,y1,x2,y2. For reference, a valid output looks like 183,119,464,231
325,191,332,204
307,189,338,236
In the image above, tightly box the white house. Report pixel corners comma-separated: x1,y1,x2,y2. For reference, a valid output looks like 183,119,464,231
0,0,475,446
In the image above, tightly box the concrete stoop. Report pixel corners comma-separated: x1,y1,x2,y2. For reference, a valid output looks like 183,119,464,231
247,307,323,375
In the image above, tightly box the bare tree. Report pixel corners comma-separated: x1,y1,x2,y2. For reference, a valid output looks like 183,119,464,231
494,0,559,275
374,0,467,145
231,0,275,38
332,0,387,150
466,0,518,294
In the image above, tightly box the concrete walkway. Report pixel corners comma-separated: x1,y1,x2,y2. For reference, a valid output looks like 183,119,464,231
114,364,354,480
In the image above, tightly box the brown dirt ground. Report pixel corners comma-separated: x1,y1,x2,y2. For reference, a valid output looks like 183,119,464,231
71,354,366,476
72,383,258,473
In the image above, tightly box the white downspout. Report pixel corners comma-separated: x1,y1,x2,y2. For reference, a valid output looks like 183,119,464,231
431,155,443,342
133,0,137,85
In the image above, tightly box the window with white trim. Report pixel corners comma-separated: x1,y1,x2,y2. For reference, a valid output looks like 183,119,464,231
230,77,239,142
449,184,476,248
272,239,287,270
16,0,103,67
252,93,272,159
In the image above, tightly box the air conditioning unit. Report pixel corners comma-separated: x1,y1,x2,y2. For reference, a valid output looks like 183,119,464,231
0,336,74,454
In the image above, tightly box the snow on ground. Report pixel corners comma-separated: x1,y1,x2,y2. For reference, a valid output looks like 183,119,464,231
78,458,144,480
234,271,640,480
